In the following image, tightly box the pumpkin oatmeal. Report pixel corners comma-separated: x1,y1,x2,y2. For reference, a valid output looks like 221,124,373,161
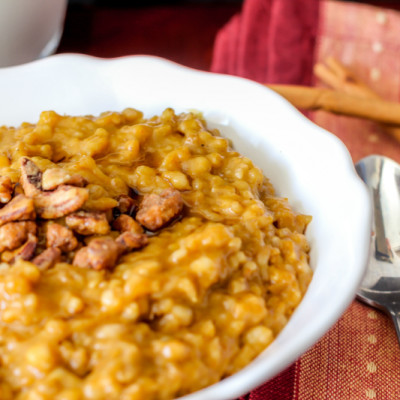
0,108,312,400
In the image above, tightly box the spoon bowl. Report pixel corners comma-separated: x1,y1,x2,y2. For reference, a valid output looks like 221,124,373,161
356,154,400,343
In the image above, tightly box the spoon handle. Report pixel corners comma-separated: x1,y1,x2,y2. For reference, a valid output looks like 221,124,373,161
388,308,400,347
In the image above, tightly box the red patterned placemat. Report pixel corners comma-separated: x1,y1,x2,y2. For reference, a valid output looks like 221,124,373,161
239,302,400,400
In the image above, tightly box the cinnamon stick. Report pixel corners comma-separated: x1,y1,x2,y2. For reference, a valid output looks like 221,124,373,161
313,57,379,100
313,57,400,142
266,84,400,127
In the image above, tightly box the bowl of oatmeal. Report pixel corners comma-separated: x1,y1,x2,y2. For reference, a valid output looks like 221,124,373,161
0,55,371,400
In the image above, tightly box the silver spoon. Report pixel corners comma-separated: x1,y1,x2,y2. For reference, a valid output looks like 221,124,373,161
355,154,400,344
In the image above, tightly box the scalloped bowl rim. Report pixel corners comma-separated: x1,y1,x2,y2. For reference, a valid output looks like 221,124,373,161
0,54,371,400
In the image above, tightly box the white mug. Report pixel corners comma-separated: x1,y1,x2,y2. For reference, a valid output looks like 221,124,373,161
0,0,67,68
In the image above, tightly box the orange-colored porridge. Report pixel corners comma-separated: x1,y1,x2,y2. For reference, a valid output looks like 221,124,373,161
0,108,312,399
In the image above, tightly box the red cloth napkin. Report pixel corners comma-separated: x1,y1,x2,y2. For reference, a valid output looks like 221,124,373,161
211,0,320,85
212,1,400,398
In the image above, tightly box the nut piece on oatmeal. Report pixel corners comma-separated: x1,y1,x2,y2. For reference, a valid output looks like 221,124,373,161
0,221,37,252
0,176,14,203
34,185,89,219
0,194,36,226
42,168,87,191
112,214,143,234
32,247,61,270
115,194,137,216
1,233,38,263
73,237,120,270
13,183,25,196
136,188,184,231
116,231,148,253
46,223,78,252
20,157,43,197
66,211,110,236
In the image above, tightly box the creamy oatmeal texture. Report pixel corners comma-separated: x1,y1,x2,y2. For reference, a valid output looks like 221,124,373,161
0,108,312,400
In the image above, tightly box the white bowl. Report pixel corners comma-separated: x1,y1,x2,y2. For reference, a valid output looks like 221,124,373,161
0,54,371,399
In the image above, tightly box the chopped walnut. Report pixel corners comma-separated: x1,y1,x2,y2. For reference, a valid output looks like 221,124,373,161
1,233,38,263
19,158,89,219
116,231,148,253
13,183,24,196
32,247,61,271
0,194,36,227
46,223,78,252
20,157,42,197
42,168,87,191
34,185,89,219
0,221,37,252
116,194,137,216
112,214,143,234
0,176,14,204
73,237,120,270
136,188,183,231
65,211,110,235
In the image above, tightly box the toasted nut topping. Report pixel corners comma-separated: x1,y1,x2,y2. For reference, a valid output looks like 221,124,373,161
1,233,38,263
0,221,37,252
66,211,110,236
13,183,24,196
116,194,137,216
136,188,183,231
32,247,61,271
0,194,36,227
73,237,120,270
112,214,143,234
20,158,42,197
42,168,87,191
34,185,89,219
116,231,148,253
46,223,78,252
0,176,14,203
